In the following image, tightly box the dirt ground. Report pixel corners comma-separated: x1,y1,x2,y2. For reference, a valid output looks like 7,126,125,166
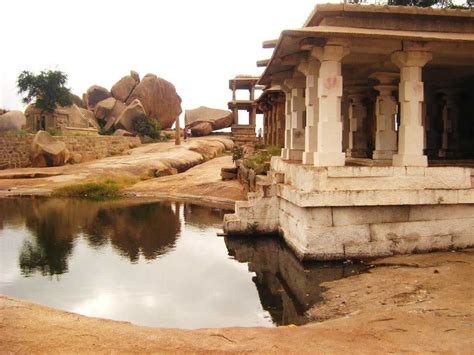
1,250,472,353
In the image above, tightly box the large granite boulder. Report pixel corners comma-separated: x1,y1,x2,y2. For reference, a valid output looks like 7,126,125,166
184,106,233,136
94,97,117,120
189,121,213,136
70,93,86,108
0,110,26,132
114,99,146,133
78,107,100,130
103,100,126,132
111,72,139,102
31,131,70,167
126,75,182,129
84,85,111,110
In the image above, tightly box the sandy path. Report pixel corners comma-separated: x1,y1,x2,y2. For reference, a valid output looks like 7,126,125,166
1,250,472,353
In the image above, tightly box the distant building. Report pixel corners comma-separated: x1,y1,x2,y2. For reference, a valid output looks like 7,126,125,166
25,104,99,135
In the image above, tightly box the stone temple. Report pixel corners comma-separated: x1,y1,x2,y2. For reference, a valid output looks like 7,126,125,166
224,4,474,260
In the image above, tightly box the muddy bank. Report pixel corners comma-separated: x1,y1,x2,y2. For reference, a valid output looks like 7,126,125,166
1,250,472,353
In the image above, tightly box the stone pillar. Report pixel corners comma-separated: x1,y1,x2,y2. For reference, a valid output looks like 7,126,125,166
250,104,257,126
232,107,239,125
370,72,399,160
232,81,236,101
439,88,462,158
263,110,268,145
391,49,432,167
302,59,321,165
423,85,439,159
281,78,306,161
309,43,349,166
341,93,350,153
346,89,368,158
281,88,292,160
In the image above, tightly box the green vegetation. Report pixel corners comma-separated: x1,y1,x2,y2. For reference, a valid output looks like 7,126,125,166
46,127,63,136
232,145,244,162
53,177,138,201
17,69,73,113
1,129,29,137
243,145,281,175
133,114,161,140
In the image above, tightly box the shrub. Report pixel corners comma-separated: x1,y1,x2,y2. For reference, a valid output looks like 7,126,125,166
133,114,161,140
46,127,62,136
53,177,138,201
232,145,243,162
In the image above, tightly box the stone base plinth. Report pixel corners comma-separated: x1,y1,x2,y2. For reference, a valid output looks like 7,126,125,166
372,149,396,160
223,157,474,261
231,125,257,146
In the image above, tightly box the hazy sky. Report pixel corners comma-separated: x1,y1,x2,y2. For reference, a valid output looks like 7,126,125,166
0,0,336,122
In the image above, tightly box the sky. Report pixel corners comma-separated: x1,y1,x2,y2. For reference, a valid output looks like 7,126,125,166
0,0,336,124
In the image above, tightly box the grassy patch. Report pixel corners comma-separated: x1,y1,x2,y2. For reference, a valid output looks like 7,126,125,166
243,146,281,174
53,176,138,201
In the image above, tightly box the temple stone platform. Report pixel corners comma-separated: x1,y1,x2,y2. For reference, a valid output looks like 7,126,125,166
224,157,474,260
231,125,258,145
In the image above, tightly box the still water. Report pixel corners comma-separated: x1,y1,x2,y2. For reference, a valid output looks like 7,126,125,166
0,198,364,329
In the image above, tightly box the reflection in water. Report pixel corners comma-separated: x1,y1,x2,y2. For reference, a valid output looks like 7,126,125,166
0,198,364,328
225,236,366,326
0,198,181,275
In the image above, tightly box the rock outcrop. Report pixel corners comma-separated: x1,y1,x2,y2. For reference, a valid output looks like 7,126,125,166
114,99,146,133
184,106,233,136
126,75,182,129
94,97,117,120
31,131,70,167
84,85,111,110
0,110,26,132
111,72,139,102
82,71,181,134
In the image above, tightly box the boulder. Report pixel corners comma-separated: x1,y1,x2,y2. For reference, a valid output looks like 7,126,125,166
189,121,213,137
0,110,26,132
94,97,117,120
126,75,182,129
70,93,86,108
103,100,126,132
78,108,100,130
31,131,70,167
114,99,146,133
184,106,233,136
84,85,111,110
113,129,135,137
130,70,140,83
111,73,139,102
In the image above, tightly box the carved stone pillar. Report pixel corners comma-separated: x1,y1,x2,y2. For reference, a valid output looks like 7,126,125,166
370,72,399,160
308,43,349,166
341,93,350,153
302,58,321,165
391,48,432,167
346,88,369,158
439,88,462,158
281,78,306,161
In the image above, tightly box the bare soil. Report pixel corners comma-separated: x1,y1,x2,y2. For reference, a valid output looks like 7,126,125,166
1,250,472,353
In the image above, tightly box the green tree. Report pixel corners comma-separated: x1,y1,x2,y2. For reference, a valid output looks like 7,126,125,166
17,69,73,113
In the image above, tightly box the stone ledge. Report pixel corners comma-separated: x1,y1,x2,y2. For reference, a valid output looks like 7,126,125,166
271,157,472,192
278,184,474,207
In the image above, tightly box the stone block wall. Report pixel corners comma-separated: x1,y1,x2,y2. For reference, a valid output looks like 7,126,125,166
0,134,141,169
0,135,34,169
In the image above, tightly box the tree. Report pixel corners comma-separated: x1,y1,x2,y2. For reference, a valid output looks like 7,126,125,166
17,69,73,113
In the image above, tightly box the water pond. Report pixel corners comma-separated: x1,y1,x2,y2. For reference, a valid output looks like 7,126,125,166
0,198,365,329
